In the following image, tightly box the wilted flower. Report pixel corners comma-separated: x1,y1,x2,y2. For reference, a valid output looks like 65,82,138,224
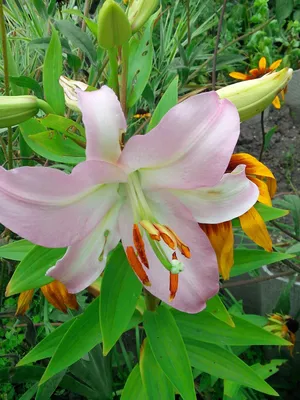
59,76,89,112
265,313,299,354
0,87,259,313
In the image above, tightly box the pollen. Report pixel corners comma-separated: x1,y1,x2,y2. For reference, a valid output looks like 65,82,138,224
126,246,151,286
132,224,149,268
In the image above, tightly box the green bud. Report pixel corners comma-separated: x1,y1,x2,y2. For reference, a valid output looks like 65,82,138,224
127,0,158,32
97,0,131,49
217,68,293,122
0,95,39,128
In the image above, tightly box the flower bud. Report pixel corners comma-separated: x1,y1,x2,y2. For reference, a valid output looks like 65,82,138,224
59,76,89,112
97,0,131,49
217,68,293,122
0,95,39,128
127,0,159,33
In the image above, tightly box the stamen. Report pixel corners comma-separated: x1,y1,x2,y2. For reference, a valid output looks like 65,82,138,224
153,223,177,250
140,220,160,241
165,226,191,258
132,224,149,269
169,272,179,301
126,246,151,286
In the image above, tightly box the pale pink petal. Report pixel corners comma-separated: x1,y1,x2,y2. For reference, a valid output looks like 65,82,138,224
78,86,126,163
119,92,239,189
0,161,126,248
47,201,122,293
119,192,219,313
172,165,259,223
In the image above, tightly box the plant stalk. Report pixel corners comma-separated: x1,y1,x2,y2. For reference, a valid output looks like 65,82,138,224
120,42,129,117
144,289,159,312
212,0,228,90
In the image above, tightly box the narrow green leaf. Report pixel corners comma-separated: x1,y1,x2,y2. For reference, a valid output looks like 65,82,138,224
33,0,48,19
276,0,294,22
147,76,178,131
7,246,66,296
230,249,295,277
40,298,102,384
40,114,85,137
56,20,97,63
100,245,142,355
144,305,196,400
0,240,34,261
43,29,65,115
185,339,278,396
9,76,43,98
205,295,235,327
127,13,157,108
18,383,38,400
140,338,174,399
173,311,290,346
18,319,76,366
29,37,71,54
36,371,66,400
121,364,147,400
63,9,98,37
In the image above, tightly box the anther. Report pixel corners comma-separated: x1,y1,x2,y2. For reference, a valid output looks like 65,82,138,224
153,223,177,250
140,220,160,241
169,272,179,301
126,246,151,286
132,224,149,268
165,226,191,258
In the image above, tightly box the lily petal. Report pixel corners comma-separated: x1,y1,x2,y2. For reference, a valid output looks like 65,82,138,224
120,92,240,189
119,192,219,314
47,201,122,293
172,165,259,223
0,161,126,248
78,86,126,163
229,71,248,80
269,59,282,71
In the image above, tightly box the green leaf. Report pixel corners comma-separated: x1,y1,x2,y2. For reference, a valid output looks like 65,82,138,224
100,245,142,355
43,29,65,115
144,305,196,400
63,9,98,37
127,13,157,108
287,242,300,254
185,339,278,396
147,76,178,131
56,20,97,63
9,76,43,98
232,204,289,227
33,0,48,19
7,246,66,296
173,311,290,346
121,364,147,400
140,338,174,399
276,0,294,22
40,298,102,384
224,359,286,398
18,319,76,366
18,383,38,400
40,114,85,137
205,295,235,327
29,37,71,54
0,240,34,261
21,118,85,164
230,249,295,277
273,274,297,314
36,371,66,400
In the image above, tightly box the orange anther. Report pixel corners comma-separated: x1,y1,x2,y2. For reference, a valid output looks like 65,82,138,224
140,220,161,241
165,226,191,258
133,224,149,269
169,272,179,301
153,223,177,250
126,246,151,286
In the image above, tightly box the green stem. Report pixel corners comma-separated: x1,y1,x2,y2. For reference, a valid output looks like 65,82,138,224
144,289,159,312
36,99,55,115
120,42,129,117
0,0,12,169
107,47,119,97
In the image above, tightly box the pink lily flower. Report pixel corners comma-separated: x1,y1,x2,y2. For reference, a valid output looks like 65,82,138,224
0,87,258,313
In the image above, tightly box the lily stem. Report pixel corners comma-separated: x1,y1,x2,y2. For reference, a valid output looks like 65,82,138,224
120,42,129,117
107,47,119,97
212,0,227,90
0,0,13,169
144,288,159,312
36,99,55,115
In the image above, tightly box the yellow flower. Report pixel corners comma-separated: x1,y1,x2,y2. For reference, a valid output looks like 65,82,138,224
265,313,299,354
15,280,79,315
200,153,275,280
229,56,285,109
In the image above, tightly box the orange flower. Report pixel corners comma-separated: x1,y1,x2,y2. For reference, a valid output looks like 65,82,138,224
265,313,299,354
200,153,275,280
229,57,285,109
15,280,79,315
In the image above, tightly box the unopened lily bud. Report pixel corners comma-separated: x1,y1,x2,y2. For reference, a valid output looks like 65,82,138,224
59,76,89,112
97,0,131,49
127,0,158,32
217,68,293,122
0,95,39,128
